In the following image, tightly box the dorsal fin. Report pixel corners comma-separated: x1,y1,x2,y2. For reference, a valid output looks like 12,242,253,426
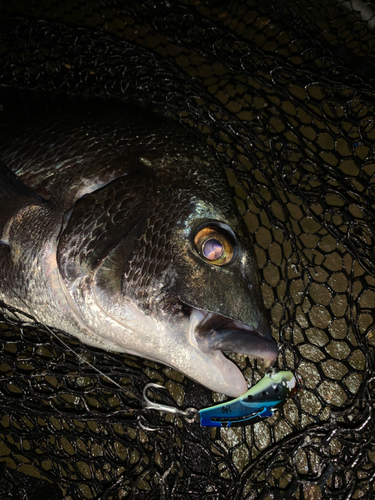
0,159,46,245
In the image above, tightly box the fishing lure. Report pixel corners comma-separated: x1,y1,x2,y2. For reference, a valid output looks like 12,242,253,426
142,370,300,428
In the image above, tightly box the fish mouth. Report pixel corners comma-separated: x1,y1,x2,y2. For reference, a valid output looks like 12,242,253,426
189,308,278,396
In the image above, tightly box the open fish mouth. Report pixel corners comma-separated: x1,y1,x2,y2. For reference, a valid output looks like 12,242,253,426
193,309,278,362
189,308,278,396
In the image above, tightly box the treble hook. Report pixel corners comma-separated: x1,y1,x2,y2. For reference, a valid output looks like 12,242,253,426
142,383,198,423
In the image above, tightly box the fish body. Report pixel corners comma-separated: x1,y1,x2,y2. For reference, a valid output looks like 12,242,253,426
0,106,277,396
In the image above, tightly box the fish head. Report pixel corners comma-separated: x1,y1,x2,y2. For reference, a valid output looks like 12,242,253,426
57,127,277,397
166,188,278,396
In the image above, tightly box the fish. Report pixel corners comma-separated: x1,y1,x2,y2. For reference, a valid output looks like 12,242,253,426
0,104,278,397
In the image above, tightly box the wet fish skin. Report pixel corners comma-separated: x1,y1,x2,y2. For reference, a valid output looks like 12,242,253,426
0,107,277,396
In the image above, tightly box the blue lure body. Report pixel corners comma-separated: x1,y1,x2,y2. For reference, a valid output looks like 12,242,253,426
199,370,298,427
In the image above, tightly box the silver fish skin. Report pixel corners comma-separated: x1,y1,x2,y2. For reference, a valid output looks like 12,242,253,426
0,107,277,397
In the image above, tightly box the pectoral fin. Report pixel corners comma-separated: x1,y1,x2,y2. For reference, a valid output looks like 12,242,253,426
0,159,46,244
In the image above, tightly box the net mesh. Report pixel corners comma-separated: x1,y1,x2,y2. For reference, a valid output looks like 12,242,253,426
0,1,374,498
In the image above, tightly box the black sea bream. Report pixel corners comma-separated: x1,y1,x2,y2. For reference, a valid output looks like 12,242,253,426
0,108,277,396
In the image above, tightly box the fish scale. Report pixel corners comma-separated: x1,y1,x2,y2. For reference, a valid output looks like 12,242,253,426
58,175,154,280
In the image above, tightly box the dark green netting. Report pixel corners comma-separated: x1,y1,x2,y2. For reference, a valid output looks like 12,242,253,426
0,1,374,498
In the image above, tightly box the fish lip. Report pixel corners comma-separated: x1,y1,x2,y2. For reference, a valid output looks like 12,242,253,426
192,308,278,366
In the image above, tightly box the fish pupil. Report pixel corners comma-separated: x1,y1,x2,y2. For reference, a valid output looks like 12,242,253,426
202,239,224,260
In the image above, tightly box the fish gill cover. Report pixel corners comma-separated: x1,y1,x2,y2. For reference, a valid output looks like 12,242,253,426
0,1,374,499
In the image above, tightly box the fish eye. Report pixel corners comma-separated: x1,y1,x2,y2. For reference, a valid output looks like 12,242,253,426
194,226,234,266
